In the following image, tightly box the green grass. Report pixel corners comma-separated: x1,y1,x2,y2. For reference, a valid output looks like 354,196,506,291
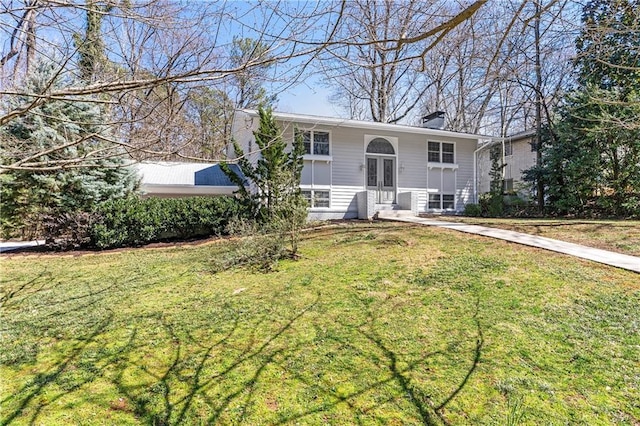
1,222,639,425
439,217,640,256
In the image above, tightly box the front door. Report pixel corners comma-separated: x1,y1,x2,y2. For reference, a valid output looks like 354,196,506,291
366,156,395,203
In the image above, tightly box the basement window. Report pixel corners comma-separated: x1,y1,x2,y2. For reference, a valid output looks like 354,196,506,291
302,189,330,208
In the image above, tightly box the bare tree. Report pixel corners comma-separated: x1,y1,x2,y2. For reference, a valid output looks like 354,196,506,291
0,1,327,170
321,0,489,124
2,0,519,171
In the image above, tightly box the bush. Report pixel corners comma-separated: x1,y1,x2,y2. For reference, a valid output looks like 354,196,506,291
463,203,482,217
90,196,244,249
479,193,504,217
210,233,288,273
42,211,100,250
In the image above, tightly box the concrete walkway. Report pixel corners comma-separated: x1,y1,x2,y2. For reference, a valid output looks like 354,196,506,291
0,240,46,254
380,216,640,274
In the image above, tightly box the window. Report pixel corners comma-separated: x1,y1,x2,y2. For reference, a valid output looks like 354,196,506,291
302,190,312,206
429,193,455,209
428,141,455,163
505,141,513,156
428,194,441,209
442,194,455,209
503,179,514,193
302,189,330,208
314,190,330,207
296,130,330,156
442,143,454,163
428,142,440,162
366,138,395,154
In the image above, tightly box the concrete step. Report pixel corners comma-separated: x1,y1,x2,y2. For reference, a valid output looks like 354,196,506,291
375,204,401,211
375,209,415,219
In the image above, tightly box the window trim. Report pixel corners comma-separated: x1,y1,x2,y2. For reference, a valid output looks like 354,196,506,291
427,140,456,165
428,192,456,210
301,188,331,209
295,129,332,157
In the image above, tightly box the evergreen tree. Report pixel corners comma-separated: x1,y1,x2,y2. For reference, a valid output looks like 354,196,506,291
529,0,640,216
0,59,138,239
222,107,305,220
230,37,278,109
221,107,307,253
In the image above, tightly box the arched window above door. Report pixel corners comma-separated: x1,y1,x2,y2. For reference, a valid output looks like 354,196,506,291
366,138,395,155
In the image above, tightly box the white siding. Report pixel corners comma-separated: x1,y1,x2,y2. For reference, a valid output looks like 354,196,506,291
331,127,367,188
301,164,312,185
506,138,537,194
314,162,331,186
443,170,456,193
456,139,477,207
477,136,537,198
428,169,441,191
233,111,483,218
397,134,427,189
330,185,361,214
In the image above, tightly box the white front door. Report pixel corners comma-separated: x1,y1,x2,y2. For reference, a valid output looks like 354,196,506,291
366,155,395,204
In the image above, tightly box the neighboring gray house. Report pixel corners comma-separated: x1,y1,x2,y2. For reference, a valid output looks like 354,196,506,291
136,162,244,197
476,129,537,197
231,110,489,219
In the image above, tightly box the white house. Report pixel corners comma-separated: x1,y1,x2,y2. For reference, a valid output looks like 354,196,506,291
476,129,537,197
231,110,489,219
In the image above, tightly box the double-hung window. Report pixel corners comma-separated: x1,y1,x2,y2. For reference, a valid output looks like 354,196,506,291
428,141,455,164
428,193,455,210
301,190,330,208
296,130,330,156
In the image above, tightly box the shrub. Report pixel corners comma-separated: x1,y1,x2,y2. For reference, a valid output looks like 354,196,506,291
42,211,100,250
210,217,293,273
210,233,288,273
463,203,482,217
90,196,244,249
479,193,504,217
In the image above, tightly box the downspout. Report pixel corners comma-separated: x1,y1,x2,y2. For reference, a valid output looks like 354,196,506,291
502,137,506,182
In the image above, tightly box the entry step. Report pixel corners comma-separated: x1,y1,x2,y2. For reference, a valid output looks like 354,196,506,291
375,209,415,219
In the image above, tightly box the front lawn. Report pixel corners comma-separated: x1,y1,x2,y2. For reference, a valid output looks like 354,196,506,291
1,222,638,425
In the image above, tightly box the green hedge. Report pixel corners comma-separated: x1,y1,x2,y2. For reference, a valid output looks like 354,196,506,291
90,196,244,249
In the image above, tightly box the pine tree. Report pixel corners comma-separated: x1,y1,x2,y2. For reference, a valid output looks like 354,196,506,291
221,107,307,253
0,59,138,239
530,0,640,216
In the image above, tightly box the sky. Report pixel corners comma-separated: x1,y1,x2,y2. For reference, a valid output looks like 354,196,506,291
274,75,339,118
225,1,341,118
0,0,341,118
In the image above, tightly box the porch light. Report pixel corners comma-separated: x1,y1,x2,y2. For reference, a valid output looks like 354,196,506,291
400,162,405,173
359,163,365,171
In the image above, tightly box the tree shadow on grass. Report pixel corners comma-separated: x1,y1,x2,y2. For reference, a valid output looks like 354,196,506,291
3,265,483,425
0,268,51,309
1,313,117,425
270,295,485,426
102,292,322,425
